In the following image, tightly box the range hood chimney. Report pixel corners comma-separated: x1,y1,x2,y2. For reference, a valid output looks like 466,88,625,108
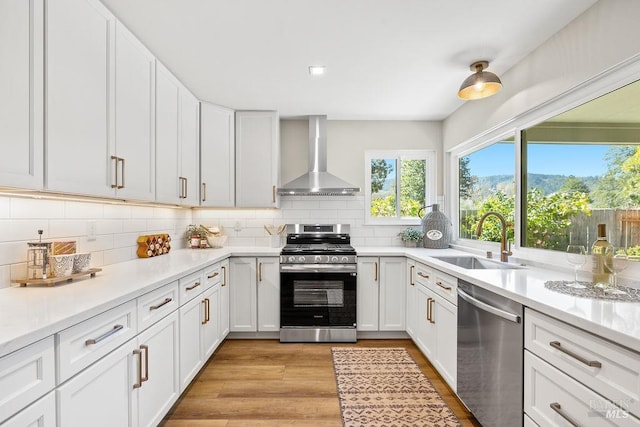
277,115,360,196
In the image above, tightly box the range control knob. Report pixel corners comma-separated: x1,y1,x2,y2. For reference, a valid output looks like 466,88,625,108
288,256,296,263
314,255,323,263
341,256,349,263
331,256,339,263
299,256,306,263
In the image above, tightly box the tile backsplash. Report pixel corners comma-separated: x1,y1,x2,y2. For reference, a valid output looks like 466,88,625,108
0,194,422,288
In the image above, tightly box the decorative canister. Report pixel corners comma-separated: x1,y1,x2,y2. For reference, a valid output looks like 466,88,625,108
418,204,452,249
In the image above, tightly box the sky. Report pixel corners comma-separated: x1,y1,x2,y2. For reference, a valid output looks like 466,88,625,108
466,143,611,177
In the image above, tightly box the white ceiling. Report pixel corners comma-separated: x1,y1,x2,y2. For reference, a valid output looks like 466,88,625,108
101,0,598,120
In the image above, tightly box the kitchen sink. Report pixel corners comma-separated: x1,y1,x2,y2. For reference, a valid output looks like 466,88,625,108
433,256,521,270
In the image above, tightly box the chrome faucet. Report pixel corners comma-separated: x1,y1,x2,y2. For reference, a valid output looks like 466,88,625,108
476,212,512,262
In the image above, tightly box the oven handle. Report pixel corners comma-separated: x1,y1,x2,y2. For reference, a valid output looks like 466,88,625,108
280,264,357,273
458,288,521,323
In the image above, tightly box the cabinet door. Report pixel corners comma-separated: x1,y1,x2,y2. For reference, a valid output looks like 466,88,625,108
114,21,155,201
434,297,457,391
406,260,417,339
0,0,43,189
46,0,114,197
235,111,279,208
220,260,230,338
178,293,204,391
415,284,436,362
179,89,200,205
155,61,181,204
201,284,221,359
57,339,137,427
257,257,280,332
200,103,235,207
229,258,257,332
357,257,379,331
379,257,406,331
1,391,55,427
137,311,180,427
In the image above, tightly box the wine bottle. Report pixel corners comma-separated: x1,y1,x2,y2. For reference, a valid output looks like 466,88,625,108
591,223,612,287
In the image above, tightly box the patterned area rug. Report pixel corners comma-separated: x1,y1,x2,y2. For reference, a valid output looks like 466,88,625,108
331,347,461,427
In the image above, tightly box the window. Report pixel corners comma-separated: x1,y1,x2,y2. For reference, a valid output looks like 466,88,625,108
458,139,515,241
365,150,436,224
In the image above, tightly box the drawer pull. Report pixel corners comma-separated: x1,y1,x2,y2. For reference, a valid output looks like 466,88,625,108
435,281,452,291
85,324,124,346
133,348,143,389
409,265,415,285
549,341,602,368
374,262,378,282
140,344,149,383
429,298,435,324
149,297,172,310
550,402,580,427
186,281,201,291
417,272,430,279
221,266,226,286
207,271,219,279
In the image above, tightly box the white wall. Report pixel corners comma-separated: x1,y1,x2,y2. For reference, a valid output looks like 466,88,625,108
443,0,640,150
0,195,191,289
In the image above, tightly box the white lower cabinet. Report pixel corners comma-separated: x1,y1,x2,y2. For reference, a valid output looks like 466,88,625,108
229,257,280,332
1,391,55,427
220,259,230,337
357,257,406,331
405,260,417,339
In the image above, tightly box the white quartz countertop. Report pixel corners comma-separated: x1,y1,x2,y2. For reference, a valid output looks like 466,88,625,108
1,245,639,358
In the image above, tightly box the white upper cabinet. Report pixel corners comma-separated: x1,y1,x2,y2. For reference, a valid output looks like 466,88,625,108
235,111,279,208
155,62,199,205
45,0,115,197
0,0,44,190
200,102,235,207
46,0,156,201
113,21,156,201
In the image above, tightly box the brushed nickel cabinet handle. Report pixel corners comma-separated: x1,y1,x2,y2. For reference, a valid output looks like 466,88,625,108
417,271,430,280
111,155,119,188
202,182,207,202
410,265,415,285
118,157,125,189
186,281,201,291
272,185,276,203
140,344,149,383
184,177,188,198
549,402,580,427
207,271,219,279
149,297,172,311
85,324,124,346
429,298,435,324
435,281,452,291
205,297,211,323
133,348,143,389
258,262,263,282
221,266,226,286
374,262,378,282
549,341,602,368
426,297,432,322
201,299,208,325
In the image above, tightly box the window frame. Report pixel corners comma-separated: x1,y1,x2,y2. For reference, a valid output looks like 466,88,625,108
364,149,436,226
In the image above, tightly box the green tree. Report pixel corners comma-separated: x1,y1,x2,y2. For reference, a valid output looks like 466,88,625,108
559,175,590,194
591,145,638,207
400,159,425,217
371,159,393,194
459,156,476,200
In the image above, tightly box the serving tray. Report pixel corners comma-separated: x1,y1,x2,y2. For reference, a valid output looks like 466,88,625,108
12,268,102,287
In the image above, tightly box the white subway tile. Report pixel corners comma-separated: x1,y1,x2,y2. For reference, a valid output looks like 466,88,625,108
317,200,347,210
65,201,104,219
9,263,27,287
0,242,28,265
0,198,11,218
103,204,131,219
291,200,320,210
122,219,148,233
0,265,10,289
103,247,134,266
0,219,49,242
226,237,256,246
96,219,124,235
48,219,85,238
130,205,155,219
11,198,65,219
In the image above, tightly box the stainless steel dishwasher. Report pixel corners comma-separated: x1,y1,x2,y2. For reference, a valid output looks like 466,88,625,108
457,280,523,427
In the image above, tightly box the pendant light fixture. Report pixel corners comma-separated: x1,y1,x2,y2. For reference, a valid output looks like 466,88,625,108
457,61,502,100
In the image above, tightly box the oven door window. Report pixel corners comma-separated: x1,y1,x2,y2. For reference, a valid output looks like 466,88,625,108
294,281,344,308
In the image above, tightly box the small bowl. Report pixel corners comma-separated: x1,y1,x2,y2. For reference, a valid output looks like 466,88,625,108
49,254,74,277
206,235,227,248
73,253,92,273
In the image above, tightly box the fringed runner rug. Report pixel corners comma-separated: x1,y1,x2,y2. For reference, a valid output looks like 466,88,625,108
331,347,461,427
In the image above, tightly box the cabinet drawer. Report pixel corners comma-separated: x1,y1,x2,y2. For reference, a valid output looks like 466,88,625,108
203,263,222,290
0,337,55,423
432,271,457,305
1,390,55,427
414,263,433,287
525,308,640,417
525,351,639,426
137,280,179,332
179,270,204,304
57,300,137,383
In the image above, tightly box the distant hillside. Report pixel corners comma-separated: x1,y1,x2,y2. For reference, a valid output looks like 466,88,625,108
475,174,599,196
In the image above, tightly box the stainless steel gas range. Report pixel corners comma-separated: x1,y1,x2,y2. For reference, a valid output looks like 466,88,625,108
279,224,357,343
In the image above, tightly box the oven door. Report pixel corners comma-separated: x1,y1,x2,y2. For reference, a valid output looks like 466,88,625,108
280,264,356,328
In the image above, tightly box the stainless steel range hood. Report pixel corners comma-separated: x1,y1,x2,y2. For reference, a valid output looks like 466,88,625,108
277,115,360,196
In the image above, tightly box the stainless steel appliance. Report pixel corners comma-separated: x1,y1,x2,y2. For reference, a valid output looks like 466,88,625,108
457,280,524,427
279,224,357,342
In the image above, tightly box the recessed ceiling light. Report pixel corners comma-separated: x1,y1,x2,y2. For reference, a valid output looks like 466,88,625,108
309,65,326,76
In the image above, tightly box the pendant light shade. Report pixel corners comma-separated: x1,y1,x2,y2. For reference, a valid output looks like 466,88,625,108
457,61,502,100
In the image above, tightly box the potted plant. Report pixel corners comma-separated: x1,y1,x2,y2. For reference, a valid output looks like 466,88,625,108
184,224,210,248
398,228,424,247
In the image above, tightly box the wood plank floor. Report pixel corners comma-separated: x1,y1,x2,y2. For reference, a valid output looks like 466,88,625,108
160,339,481,426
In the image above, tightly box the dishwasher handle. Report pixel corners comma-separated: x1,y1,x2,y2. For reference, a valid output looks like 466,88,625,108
458,288,521,323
